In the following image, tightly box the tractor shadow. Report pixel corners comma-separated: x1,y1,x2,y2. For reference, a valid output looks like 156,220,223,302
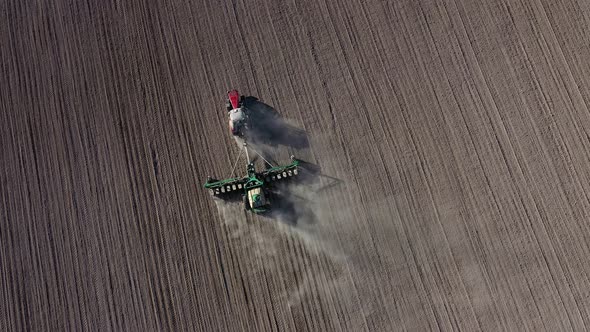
268,191,315,226
296,160,343,193
242,96,309,149
266,160,344,226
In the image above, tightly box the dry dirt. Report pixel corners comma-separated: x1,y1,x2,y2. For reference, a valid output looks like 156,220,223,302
3,0,590,330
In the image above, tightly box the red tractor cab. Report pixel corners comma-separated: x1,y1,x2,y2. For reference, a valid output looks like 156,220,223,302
227,89,242,110
226,90,247,136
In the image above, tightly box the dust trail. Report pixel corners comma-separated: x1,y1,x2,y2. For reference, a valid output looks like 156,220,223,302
213,166,400,325
214,199,245,237
220,105,375,316
214,199,282,269
214,179,356,305
213,186,347,265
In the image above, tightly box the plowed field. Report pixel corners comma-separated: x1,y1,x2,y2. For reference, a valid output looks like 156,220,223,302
3,0,590,330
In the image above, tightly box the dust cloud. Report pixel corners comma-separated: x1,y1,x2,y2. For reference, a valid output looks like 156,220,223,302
220,101,409,325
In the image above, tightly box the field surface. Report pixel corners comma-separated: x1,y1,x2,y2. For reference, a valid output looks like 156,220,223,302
3,0,590,330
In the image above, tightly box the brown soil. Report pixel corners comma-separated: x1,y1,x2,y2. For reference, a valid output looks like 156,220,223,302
3,0,590,330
